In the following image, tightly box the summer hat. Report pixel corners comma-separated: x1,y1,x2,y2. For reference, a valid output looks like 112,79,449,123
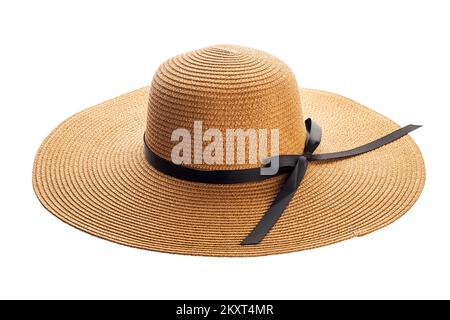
32,45,425,257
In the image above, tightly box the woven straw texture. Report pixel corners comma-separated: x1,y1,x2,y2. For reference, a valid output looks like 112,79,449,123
146,45,305,170
33,45,425,257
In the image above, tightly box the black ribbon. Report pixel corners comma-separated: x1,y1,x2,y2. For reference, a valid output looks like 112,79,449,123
144,119,421,245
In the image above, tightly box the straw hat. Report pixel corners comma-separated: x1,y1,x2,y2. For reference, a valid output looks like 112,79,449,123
32,45,425,256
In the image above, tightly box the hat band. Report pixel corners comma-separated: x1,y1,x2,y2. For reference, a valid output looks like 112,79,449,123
143,120,421,245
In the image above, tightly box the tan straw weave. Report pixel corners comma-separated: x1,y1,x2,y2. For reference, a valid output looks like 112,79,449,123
32,45,425,256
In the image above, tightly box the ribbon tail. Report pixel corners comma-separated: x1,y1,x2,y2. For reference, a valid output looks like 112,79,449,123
310,124,422,161
241,156,309,245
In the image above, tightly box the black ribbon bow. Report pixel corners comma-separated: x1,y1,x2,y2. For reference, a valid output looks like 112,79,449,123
144,119,421,245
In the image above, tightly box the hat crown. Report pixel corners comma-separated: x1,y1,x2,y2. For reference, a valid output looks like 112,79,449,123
145,45,306,170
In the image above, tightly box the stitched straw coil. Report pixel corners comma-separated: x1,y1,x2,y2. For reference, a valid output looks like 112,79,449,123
32,45,425,256
145,45,305,169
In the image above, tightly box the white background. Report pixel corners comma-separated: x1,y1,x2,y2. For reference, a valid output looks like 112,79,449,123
1,0,449,299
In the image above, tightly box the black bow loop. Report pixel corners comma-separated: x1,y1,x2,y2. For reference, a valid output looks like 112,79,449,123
241,119,321,244
304,118,322,155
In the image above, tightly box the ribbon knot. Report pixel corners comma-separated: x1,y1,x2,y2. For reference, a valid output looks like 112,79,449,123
241,119,323,244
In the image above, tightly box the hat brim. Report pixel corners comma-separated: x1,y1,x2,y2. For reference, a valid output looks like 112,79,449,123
32,87,425,256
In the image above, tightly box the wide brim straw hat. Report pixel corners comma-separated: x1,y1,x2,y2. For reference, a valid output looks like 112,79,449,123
33,45,425,257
